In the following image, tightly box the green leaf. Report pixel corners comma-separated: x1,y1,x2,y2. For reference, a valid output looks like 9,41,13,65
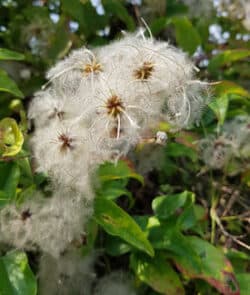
98,161,144,184
209,95,229,125
235,273,250,295
81,219,98,256
62,0,107,38
103,0,135,31
215,81,250,98
0,48,25,61
94,197,154,257
150,17,170,35
130,252,185,295
48,17,71,61
1,251,37,295
172,16,201,54
174,236,239,295
105,235,132,256
0,162,20,207
226,250,250,273
0,118,24,157
0,69,23,98
166,0,188,17
0,259,13,294
97,178,134,208
17,154,33,187
152,191,195,219
177,204,207,233
149,226,202,272
135,216,202,272
208,49,250,73
101,187,132,201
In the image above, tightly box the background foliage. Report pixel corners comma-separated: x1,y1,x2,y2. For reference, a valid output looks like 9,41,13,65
0,0,249,294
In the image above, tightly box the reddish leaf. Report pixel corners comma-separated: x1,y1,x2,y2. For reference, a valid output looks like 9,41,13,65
174,236,240,295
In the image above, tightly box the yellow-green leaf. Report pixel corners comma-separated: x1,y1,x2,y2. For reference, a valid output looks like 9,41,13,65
208,49,250,73
0,118,24,157
215,81,250,98
209,95,229,125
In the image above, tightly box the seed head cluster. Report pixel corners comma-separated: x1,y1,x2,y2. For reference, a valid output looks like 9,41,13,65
199,116,250,174
0,31,209,292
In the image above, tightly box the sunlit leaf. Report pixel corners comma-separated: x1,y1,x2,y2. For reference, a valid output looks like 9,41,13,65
1,251,37,295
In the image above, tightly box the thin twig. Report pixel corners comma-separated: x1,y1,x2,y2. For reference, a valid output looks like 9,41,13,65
212,208,250,250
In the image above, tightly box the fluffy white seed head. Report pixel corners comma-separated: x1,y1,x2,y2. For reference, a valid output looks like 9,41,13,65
94,272,137,295
28,87,84,129
199,116,250,172
30,32,208,179
39,251,96,295
10,31,210,259
199,134,235,170
0,191,92,257
30,120,95,192
46,47,104,93
0,195,43,251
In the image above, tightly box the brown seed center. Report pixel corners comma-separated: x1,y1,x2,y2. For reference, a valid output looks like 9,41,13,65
83,60,102,75
58,133,74,152
133,61,154,80
21,209,32,221
105,95,124,118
